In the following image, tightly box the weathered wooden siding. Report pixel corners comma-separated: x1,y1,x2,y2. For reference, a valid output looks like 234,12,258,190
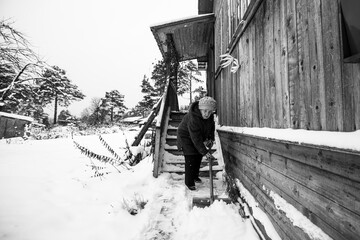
209,0,360,239
213,0,360,131
0,116,29,139
218,130,360,240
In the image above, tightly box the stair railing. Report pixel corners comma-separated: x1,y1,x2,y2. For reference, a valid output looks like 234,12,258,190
131,97,162,146
153,77,178,177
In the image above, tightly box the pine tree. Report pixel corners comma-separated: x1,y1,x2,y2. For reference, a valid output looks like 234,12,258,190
134,75,159,117
100,90,127,123
193,86,207,101
177,60,202,96
150,60,168,96
40,66,85,124
150,60,203,96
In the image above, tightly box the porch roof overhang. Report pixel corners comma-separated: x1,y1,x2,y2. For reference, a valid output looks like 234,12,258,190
150,13,215,62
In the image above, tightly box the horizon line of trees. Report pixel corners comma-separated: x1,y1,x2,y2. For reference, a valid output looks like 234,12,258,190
1,20,207,128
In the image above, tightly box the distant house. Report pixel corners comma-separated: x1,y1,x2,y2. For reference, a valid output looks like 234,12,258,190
120,116,143,125
0,112,34,139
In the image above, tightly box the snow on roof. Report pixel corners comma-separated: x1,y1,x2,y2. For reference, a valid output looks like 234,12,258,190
0,111,34,122
150,13,214,28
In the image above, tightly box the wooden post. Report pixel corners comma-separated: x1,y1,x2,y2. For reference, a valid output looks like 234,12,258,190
165,33,179,97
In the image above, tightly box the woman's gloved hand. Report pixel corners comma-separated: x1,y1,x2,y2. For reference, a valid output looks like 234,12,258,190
205,152,214,160
204,139,214,149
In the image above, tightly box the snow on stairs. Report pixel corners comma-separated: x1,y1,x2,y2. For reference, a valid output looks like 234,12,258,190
161,111,222,177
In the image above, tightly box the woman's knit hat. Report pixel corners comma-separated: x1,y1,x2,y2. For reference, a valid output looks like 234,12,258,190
198,96,217,111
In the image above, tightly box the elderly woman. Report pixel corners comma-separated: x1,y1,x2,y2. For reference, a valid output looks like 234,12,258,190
177,96,216,190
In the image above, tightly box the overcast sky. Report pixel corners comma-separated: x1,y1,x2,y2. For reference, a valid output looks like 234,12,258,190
0,0,198,116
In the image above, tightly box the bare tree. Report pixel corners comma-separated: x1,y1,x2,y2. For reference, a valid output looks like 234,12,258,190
0,19,47,111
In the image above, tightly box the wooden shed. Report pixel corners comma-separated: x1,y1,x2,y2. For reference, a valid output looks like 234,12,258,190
0,112,33,139
150,0,360,239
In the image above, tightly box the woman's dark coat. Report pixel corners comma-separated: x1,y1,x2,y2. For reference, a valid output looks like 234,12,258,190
177,101,215,156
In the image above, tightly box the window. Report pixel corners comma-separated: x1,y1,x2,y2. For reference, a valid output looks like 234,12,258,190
341,0,360,63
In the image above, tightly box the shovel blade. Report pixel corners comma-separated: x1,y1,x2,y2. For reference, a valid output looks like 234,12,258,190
192,197,211,208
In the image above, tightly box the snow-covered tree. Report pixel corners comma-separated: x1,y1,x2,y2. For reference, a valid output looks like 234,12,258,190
151,60,168,96
134,75,159,117
40,66,85,124
0,20,46,114
150,59,203,97
0,21,84,124
0,20,43,75
193,86,207,102
100,90,127,123
177,61,203,97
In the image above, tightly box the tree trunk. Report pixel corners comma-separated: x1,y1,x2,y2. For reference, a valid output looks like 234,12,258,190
189,72,193,105
53,94,58,124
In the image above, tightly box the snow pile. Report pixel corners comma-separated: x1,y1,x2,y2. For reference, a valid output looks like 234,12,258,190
236,180,282,240
173,200,259,240
265,187,332,240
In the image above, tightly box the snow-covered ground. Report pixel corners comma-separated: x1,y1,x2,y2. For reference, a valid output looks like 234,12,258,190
2,126,354,240
0,129,265,240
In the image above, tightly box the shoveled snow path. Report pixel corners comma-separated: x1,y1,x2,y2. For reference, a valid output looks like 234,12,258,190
137,173,191,240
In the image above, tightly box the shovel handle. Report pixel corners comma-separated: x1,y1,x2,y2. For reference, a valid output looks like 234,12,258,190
208,154,215,204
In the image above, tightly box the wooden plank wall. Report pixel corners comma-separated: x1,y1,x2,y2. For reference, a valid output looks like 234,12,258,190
210,1,360,239
0,117,27,139
218,130,360,240
213,0,360,131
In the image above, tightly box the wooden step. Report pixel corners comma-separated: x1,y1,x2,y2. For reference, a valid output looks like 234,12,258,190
164,148,217,156
170,111,187,121
161,166,223,177
163,153,220,165
166,136,218,145
164,160,220,169
167,128,177,136
162,152,222,173
168,120,181,128
165,138,177,146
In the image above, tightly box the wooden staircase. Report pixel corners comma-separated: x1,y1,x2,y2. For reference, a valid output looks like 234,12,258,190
150,79,229,207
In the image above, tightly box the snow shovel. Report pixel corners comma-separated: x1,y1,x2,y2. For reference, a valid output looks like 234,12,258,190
192,152,216,208
208,153,215,204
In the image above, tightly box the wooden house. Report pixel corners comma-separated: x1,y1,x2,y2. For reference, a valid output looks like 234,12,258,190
0,111,33,139
150,0,360,239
